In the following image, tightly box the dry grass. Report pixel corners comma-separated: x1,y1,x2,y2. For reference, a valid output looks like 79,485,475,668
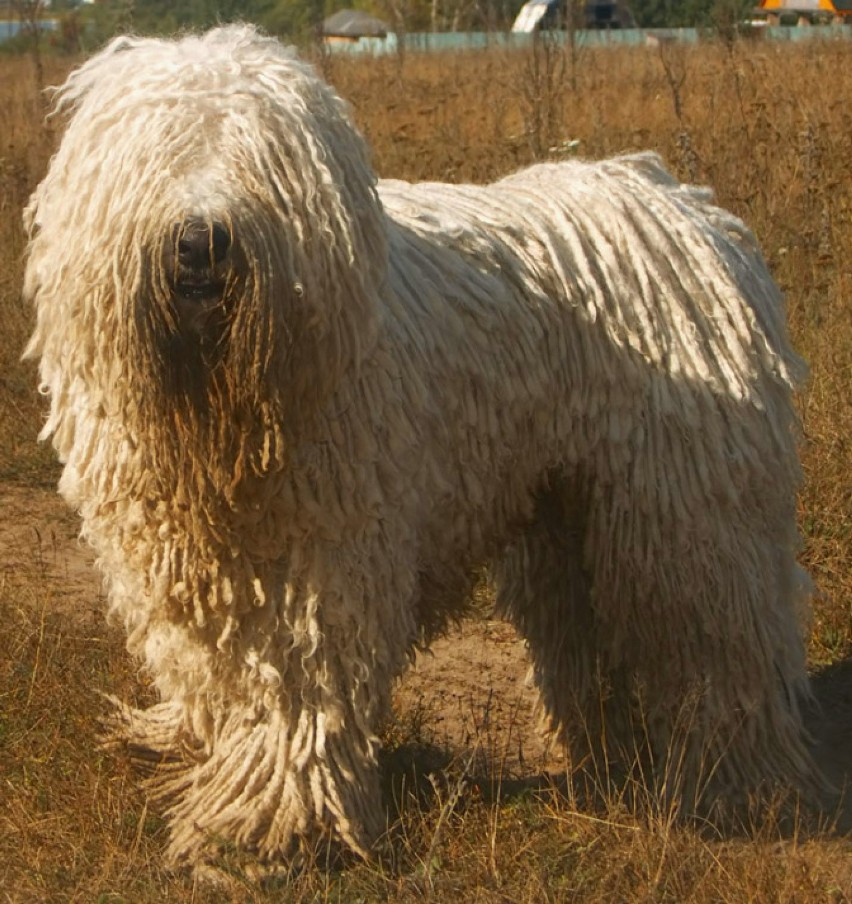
0,54,64,485
1,36,851,901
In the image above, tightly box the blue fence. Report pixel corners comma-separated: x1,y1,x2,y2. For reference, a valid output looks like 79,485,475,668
327,24,852,55
0,19,58,42
2,19,849,50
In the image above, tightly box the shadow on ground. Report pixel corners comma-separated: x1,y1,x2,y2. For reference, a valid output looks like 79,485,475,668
387,655,852,841
808,659,852,832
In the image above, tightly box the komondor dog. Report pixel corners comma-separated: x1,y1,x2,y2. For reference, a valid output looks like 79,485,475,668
24,25,823,869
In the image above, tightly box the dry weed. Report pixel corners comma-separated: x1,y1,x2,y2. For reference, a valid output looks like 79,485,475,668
1,36,850,901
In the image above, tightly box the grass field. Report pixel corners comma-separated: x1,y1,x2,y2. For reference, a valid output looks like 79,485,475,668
1,35,851,902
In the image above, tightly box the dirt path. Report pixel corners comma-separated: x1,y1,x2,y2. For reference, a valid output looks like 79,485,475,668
0,482,103,617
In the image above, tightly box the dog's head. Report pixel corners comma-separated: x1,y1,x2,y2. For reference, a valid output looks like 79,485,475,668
24,26,386,477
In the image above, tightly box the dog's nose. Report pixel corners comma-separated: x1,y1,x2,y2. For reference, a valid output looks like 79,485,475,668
176,219,231,270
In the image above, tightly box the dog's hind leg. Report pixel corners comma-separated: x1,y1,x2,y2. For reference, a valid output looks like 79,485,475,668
496,434,821,815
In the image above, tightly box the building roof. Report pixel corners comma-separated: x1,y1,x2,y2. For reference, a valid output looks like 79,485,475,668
757,0,852,11
321,9,390,38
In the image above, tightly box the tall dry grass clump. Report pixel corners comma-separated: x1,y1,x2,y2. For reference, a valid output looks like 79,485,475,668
1,36,851,902
0,55,68,484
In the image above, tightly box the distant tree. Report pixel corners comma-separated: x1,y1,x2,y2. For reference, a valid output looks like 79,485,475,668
72,0,330,48
10,0,47,88
127,0,270,33
630,0,703,27
10,0,47,42
630,0,752,28
76,1,131,50
261,0,327,43
705,0,755,37
378,0,519,32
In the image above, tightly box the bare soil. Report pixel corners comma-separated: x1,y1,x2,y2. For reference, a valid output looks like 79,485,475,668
0,483,101,617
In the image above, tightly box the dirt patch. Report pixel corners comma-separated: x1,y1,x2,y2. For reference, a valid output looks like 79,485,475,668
392,620,563,774
0,482,103,622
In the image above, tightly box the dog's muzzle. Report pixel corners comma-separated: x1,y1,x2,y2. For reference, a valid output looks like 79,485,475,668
163,218,234,340
166,218,231,298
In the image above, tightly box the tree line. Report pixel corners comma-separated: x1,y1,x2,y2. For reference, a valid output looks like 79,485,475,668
7,0,755,52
